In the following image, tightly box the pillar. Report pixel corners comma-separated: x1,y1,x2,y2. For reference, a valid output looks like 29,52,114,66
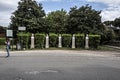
31,33,35,49
45,34,49,48
85,34,89,49
58,34,62,48
72,34,75,48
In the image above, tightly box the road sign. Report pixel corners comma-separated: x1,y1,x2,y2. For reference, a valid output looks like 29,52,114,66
18,27,26,31
6,30,13,37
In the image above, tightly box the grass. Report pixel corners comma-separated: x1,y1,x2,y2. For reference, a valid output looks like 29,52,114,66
97,45,120,52
0,45,120,52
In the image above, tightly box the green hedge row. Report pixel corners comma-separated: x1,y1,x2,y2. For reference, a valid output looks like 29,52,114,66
35,33,45,48
62,34,72,48
89,35,101,49
17,33,30,49
16,33,101,49
75,34,84,48
49,33,58,47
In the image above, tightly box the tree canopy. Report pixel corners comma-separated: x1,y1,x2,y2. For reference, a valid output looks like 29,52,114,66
10,0,45,35
67,4,103,34
45,9,68,33
10,2,106,36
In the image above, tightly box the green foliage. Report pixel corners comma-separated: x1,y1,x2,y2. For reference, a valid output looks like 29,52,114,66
89,35,101,49
49,33,58,47
103,21,113,26
101,28,116,44
116,30,120,40
0,38,5,45
45,9,68,33
75,34,85,48
67,4,102,34
10,0,45,35
62,34,72,47
17,32,30,49
113,17,120,27
35,33,45,48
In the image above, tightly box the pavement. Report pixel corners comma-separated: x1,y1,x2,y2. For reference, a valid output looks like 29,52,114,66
0,49,120,57
0,50,120,80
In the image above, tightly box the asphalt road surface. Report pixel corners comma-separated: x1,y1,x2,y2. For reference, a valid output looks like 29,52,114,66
0,50,120,80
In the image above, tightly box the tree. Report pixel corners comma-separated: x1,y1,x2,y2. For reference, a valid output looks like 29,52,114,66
0,26,6,37
103,21,113,26
113,17,120,27
0,26,6,33
45,9,68,33
113,17,120,40
10,0,45,36
67,4,103,34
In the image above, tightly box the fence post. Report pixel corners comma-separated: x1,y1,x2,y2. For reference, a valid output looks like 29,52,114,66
58,34,62,48
45,34,49,48
72,34,75,48
85,34,89,49
31,33,35,49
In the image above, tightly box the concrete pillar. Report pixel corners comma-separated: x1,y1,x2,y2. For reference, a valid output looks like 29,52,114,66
31,33,34,49
58,34,62,48
72,34,75,48
85,34,89,49
45,34,49,48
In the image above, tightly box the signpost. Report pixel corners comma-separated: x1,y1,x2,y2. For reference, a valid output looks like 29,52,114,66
18,26,26,50
18,27,26,31
6,30,13,50
6,30,13,37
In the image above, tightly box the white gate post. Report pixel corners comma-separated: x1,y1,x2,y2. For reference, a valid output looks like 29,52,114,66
45,34,49,48
72,34,75,48
58,34,62,48
31,33,35,49
85,34,89,49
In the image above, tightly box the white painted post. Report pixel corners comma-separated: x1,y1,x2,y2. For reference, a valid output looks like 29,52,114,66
31,33,35,49
72,34,75,48
85,34,89,49
45,34,49,48
58,34,62,48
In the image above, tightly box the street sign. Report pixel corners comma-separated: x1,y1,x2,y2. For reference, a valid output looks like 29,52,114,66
18,27,26,31
6,30,13,37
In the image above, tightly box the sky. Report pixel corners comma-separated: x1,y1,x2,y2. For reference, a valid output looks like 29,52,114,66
0,0,120,27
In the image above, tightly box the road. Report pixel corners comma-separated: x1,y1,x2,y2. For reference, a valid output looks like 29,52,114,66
0,50,120,80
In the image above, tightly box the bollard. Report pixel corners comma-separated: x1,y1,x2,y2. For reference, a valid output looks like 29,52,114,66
31,33,35,49
72,34,75,48
45,34,49,48
58,34,62,48
85,34,89,49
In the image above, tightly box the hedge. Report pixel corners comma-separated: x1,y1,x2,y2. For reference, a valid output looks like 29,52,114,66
17,33,30,49
75,34,85,48
0,37,6,45
89,35,101,49
49,33,58,47
16,33,101,49
62,34,72,47
35,33,45,48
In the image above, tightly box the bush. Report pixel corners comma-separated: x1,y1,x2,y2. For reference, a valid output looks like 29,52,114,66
49,33,58,47
62,34,72,47
35,33,45,48
17,33,30,49
101,28,116,44
0,37,5,45
89,34,101,49
75,34,85,48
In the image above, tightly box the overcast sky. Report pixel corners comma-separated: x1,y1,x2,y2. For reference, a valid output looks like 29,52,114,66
0,0,120,27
